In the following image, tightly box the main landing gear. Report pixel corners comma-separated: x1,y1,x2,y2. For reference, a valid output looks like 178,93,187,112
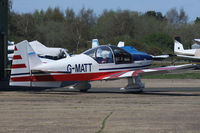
120,76,144,93
71,81,91,92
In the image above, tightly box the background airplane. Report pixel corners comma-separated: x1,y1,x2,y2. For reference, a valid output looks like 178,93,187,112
8,40,69,62
9,40,195,92
92,39,169,60
174,39,200,61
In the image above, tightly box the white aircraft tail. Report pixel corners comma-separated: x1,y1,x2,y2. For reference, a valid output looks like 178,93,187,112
92,39,99,48
174,40,184,53
10,40,43,86
117,41,125,47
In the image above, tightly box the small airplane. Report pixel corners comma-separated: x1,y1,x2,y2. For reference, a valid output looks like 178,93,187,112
92,39,169,60
174,39,200,60
9,40,195,92
8,40,69,62
29,40,69,63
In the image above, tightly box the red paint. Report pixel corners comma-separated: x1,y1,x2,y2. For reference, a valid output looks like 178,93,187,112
132,70,143,76
10,71,122,82
13,55,22,60
11,64,26,69
11,76,31,82
107,70,129,79
14,46,18,51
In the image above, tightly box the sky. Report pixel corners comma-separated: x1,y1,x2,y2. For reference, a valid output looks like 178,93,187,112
12,0,200,21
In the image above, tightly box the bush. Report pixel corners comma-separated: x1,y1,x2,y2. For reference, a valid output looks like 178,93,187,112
141,32,173,54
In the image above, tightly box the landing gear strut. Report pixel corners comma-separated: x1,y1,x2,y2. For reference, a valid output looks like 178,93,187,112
121,76,144,93
71,81,91,92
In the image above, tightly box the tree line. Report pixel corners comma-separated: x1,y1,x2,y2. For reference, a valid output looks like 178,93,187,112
8,6,200,55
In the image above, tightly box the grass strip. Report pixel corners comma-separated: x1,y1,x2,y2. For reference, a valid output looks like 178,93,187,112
96,112,113,133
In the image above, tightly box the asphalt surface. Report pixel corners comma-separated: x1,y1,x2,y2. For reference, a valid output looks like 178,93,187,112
0,79,200,133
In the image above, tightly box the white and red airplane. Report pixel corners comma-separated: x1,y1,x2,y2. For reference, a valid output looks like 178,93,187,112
10,40,195,92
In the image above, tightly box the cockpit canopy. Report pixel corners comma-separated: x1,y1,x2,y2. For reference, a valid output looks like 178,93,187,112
83,45,133,64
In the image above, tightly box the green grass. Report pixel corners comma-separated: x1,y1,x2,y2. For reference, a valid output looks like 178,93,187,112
96,112,113,133
142,73,200,79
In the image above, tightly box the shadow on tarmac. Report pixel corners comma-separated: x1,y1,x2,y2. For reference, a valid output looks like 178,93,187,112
1,85,200,97
141,92,200,96
86,87,200,96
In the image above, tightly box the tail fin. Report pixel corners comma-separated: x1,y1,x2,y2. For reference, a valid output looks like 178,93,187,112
10,40,42,86
174,40,184,54
92,39,99,48
117,41,125,47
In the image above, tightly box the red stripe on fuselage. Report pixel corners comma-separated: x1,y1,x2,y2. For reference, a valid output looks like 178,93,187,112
13,55,22,60
11,64,26,69
11,76,31,82
10,71,121,82
14,46,18,51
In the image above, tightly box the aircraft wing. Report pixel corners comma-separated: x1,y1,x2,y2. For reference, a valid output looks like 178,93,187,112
101,64,196,80
175,55,200,61
151,54,170,60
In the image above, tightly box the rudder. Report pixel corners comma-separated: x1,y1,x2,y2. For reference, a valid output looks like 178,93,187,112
174,40,184,54
10,40,42,86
